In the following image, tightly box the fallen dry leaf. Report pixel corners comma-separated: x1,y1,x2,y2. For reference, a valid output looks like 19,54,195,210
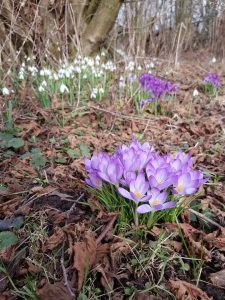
0,245,15,263
204,228,225,251
42,227,64,252
167,223,211,261
209,269,225,287
170,280,211,300
36,282,73,300
72,231,97,290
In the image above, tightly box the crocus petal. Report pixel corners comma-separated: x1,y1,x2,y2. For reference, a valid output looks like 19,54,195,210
184,187,197,195
118,187,134,201
179,173,191,185
157,191,168,204
161,201,176,209
136,204,153,214
135,173,145,190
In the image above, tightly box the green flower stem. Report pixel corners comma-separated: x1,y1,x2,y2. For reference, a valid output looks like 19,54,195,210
134,203,139,227
147,211,155,229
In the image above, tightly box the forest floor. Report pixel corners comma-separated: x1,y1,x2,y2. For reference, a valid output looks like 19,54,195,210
0,53,225,300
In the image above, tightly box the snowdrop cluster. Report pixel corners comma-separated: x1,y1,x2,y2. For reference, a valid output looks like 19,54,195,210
85,139,206,215
91,87,105,99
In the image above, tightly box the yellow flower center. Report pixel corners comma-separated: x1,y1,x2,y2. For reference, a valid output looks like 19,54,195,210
176,184,183,193
151,199,161,207
94,178,101,185
157,178,162,184
134,191,142,198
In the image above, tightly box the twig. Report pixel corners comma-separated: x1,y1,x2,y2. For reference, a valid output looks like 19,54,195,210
189,208,223,228
96,214,118,245
88,104,160,125
61,193,84,296
60,240,74,297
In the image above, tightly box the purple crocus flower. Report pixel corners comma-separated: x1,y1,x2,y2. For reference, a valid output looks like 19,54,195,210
136,188,176,213
204,72,220,87
140,98,155,107
148,168,175,190
85,172,102,188
120,171,136,186
118,173,150,202
173,172,200,195
98,156,123,184
139,73,177,100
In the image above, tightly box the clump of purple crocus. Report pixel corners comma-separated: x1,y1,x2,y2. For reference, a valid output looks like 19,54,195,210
204,72,220,88
84,138,207,215
139,73,177,106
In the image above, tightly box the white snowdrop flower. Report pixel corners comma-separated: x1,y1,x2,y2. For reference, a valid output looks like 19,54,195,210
99,88,104,94
60,83,69,94
2,87,10,96
150,62,155,68
28,66,38,74
53,73,59,80
83,74,87,79
211,57,216,64
193,89,199,97
101,51,106,57
65,71,71,78
57,47,60,51
78,55,82,60
75,66,81,73
38,85,45,92
95,60,100,66
95,55,100,61
19,72,25,80
91,93,96,99
40,68,51,77
26,57,30,62
137,65,142,71
41,80,47,87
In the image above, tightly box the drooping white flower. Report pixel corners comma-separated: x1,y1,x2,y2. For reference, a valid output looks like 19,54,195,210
211,57,216,64
2,87,10,96
38,85,45,92
99,88,104,94
193,89,199,97
41,80,47,87
59,83,69,94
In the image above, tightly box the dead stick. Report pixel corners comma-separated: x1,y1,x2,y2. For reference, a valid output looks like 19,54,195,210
61,193,84,296
96,214,118,245
189,208,223,228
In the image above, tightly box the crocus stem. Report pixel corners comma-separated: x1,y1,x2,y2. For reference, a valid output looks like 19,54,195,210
147,212,155,229
135,204,139,227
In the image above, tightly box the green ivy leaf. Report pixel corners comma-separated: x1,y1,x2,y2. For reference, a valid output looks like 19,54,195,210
0,231,18,250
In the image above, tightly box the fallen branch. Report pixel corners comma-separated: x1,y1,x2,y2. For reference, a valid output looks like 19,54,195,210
189,208,223,228
96,214,118,245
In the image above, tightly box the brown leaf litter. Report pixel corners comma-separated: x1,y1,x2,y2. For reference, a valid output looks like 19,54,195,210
170,280,211,300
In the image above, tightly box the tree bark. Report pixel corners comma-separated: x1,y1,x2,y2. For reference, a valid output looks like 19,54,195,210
81,0,123,56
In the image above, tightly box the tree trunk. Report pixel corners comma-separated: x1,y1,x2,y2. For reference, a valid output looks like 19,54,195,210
0,0,123,65
81,0,123,56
